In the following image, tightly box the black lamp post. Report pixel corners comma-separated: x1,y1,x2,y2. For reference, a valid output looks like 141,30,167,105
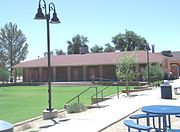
10,43,13,82
34,0,60,111
145,44,151,84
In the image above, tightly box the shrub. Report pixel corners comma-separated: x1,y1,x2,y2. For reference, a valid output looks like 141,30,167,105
66,102,86,113
143,63,164,81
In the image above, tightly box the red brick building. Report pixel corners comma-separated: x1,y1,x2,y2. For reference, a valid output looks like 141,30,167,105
13,51,170,82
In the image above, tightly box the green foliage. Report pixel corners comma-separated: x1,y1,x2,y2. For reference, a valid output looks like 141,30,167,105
44,49,66,56
91,44,103,53
67,34,89,54
104,43,115,52
116,52,136,81
112,30,148,51
43,51,54,57
0,22,28,66
0,66,9,82
66,102,86,113
116,52,137,95
0,51,6,65
143,63,164,81
55,49,66,55
66,30,148,54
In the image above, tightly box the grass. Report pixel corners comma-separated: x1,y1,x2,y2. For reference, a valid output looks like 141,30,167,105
0,85,128,123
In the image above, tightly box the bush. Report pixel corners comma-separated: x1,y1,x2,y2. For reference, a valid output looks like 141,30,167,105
0,82,45,87
66,102,86,113
143,63,164,81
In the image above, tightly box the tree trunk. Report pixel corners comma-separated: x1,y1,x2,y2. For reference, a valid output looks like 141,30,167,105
126,80,130,95
14,68,17,83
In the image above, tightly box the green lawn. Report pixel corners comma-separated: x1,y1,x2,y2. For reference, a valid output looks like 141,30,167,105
0,85,126,123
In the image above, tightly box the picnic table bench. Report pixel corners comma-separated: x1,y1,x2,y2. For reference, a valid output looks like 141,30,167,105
124,120,152,132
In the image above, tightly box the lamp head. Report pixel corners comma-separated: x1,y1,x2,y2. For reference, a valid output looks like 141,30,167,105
147,46,151,51
145,44,151,51
50,11,60,24
34,5,45,20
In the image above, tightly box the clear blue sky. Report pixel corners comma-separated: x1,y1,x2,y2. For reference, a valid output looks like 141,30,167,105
0,0,180,61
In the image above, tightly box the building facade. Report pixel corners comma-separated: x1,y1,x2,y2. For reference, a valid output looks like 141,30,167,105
13,51,169,82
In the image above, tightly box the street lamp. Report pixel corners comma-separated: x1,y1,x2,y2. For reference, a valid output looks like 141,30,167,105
34,0,60,112
145,44,151,84
10,44,13,82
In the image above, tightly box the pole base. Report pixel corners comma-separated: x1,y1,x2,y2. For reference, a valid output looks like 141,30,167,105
43,109,58,120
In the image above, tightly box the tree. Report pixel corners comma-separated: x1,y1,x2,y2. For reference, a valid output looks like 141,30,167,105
44,49,65,56
44,51,54,56
91,45,103,53
0,22,28,81
112,30,148,51
0,49,6,65
104,43,115,52
55,49,66,55
116,52,136,95
67,34,89,54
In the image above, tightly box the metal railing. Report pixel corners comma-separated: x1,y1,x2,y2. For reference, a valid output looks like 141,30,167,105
91,85,110,104
65,77,121,109
91,83,120,103
65,86,99,106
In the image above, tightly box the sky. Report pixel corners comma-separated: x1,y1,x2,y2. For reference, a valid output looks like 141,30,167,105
0,0,180,61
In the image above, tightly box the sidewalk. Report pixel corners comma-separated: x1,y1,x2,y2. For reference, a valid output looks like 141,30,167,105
16,79,180,132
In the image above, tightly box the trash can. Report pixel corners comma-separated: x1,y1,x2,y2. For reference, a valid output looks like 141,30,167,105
160,80,172,99
0,120,13,132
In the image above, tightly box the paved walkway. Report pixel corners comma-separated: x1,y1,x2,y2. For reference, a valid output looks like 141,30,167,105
16,79,180,132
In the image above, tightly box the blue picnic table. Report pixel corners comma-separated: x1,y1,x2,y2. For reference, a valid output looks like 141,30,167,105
142,105,180,132
0,120,13,132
